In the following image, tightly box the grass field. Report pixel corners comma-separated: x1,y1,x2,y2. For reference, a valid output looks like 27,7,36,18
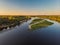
30,19,43,24
30,19,54,30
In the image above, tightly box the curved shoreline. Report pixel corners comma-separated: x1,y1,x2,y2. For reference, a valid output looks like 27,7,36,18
29,18,54,30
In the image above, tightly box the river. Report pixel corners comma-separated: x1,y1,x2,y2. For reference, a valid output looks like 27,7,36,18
0,18,60,45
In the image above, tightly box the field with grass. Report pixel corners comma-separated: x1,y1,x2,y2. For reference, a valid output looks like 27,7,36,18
29,19,54,30
30,19,43,24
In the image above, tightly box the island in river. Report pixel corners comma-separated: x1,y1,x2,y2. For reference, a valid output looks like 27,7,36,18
29,18,54,30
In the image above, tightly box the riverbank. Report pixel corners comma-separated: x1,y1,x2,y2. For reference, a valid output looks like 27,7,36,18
0,16,29,31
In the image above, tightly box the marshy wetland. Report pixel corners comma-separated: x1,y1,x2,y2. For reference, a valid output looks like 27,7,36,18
0,15,60,45
29,18,54,30
0,16,29,31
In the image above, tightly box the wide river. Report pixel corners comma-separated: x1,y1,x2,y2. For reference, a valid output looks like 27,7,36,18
0,18,60,45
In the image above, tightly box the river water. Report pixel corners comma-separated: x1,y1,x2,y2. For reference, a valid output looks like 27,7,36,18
0,18,60,45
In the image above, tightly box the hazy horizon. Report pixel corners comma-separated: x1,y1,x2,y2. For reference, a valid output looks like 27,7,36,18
0,0,60,15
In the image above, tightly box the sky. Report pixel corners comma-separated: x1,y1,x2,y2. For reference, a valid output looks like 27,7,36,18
0,0,60,15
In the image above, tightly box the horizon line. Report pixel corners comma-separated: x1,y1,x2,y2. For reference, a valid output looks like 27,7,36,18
0,15,60,16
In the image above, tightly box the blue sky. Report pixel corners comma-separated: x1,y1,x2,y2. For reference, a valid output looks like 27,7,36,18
0,0,60,15
5,0,57,10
